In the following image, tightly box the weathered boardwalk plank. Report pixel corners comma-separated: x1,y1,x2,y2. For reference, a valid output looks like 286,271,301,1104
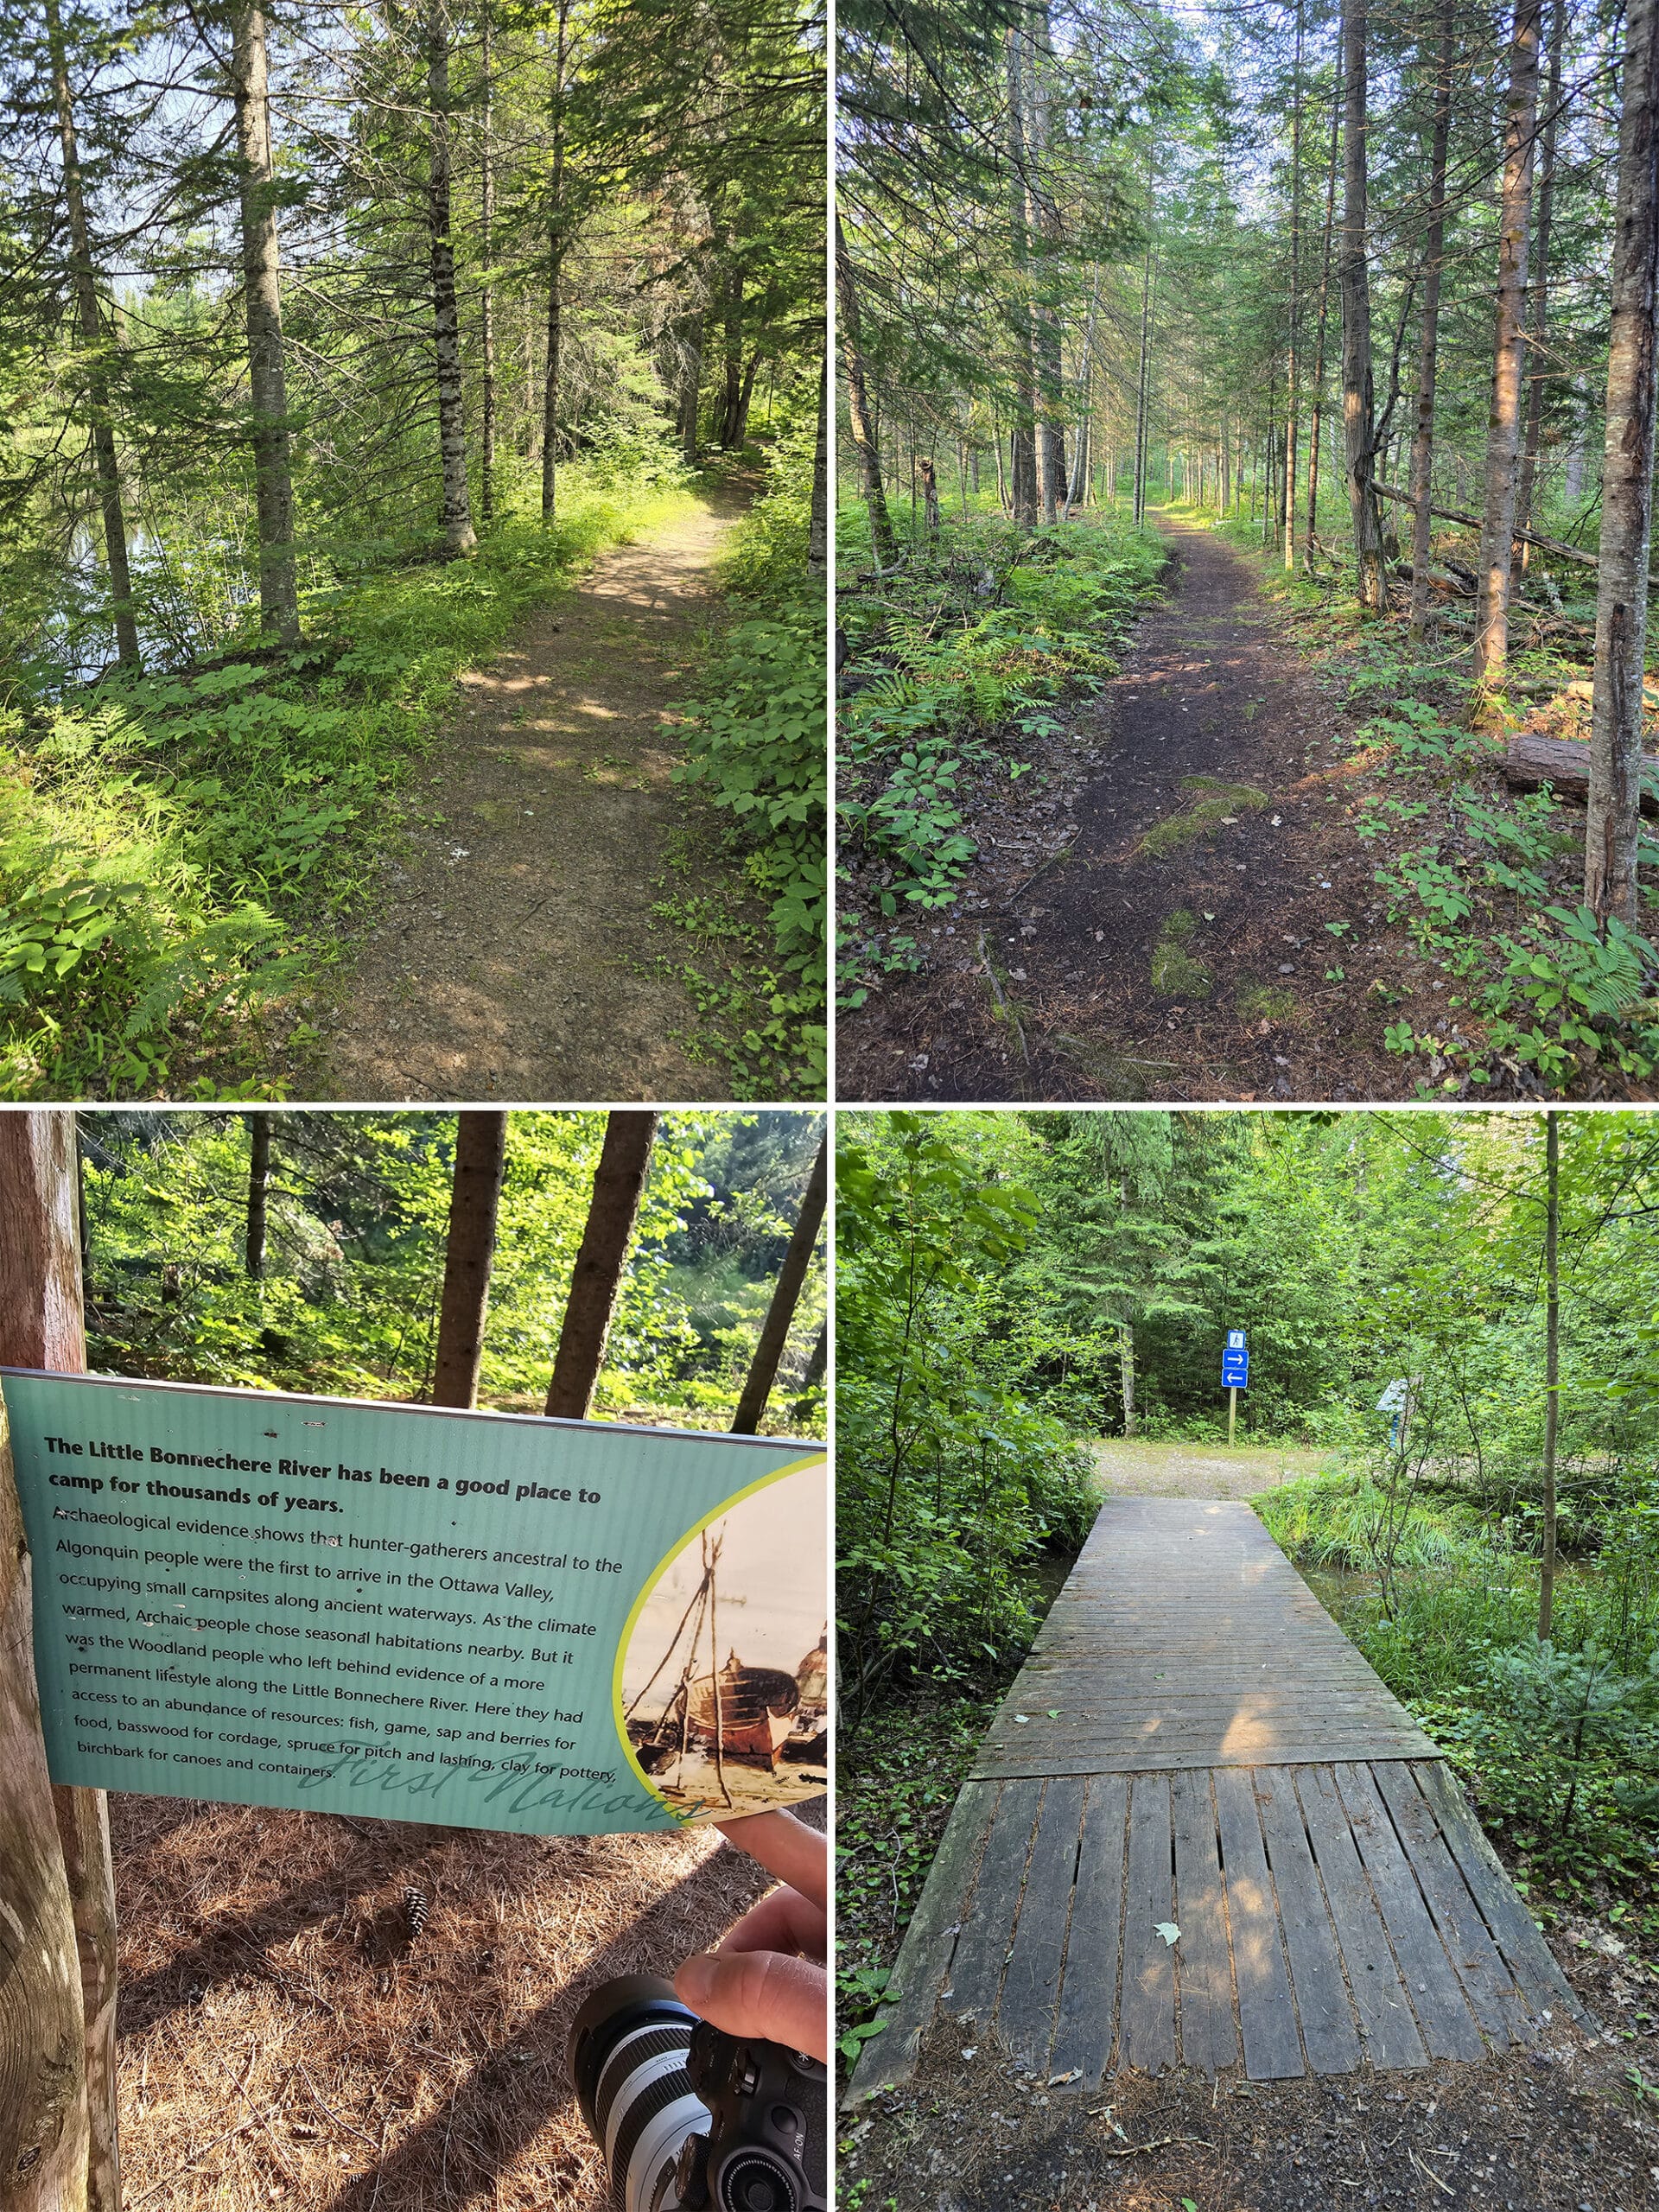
845,1497,1593,2101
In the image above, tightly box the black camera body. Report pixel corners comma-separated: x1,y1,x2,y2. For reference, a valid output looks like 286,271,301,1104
569,1974,827,2212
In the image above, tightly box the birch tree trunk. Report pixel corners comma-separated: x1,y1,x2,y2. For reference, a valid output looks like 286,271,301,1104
731,1137,827,1435
545,1112,659,1421
433,1111,507,1411
835,214,896,562
1474,0,1541,683
1516,0,1565,563
0,1110,114,2212
1339,0,1387,609
232,0,300,642
426,0,476,556
1408,0,1455,640
1118,1323,1136,1436
44,0,138,671
1586,0,1659,924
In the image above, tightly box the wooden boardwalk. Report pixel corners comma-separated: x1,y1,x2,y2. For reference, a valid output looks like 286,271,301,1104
850,1499,1591,2094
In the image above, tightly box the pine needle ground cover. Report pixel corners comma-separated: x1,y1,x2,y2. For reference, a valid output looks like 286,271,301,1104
0,473,695,1100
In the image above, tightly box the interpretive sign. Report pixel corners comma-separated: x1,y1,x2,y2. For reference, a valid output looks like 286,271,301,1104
1,1370,828,1839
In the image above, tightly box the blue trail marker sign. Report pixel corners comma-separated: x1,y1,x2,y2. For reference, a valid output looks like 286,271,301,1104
1222,1330,1248,1446
1,1370,827,1839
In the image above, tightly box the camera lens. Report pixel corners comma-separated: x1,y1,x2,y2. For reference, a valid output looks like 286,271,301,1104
569,1975,709,2212
717,2151,800,2212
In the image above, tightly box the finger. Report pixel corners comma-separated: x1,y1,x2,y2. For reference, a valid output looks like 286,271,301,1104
717,1885,827,1963
675,1949,828,2065
713,1809,827,1910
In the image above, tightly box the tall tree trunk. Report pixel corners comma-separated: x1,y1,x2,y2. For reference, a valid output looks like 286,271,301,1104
720,259,744,447
245,1110,270,1280
1474,0,1542,683
432,1111,507,1410
44,0,138,670
479,2,496,524
544,1112,658,1421
806,350,827,570
1516,0,1564,564
1305,79,1340,565
426,0,475,555
0,1109,117,2212
731,1136,827,1435
1027,0,1065,524
918,455,940,535
1339,0,1387,608
1284,0,1304,569
231,0,300,642
1408,0,1456,639
540,0,570,524
1006,21,1039,527
1118,1322,1136,1436
835,214,896,562
1586,0,1659,924
1538,1109,1560,1640
678,308,703,465
1134,236,1154,525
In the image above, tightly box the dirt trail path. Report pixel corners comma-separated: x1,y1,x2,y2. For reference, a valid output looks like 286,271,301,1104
1092,1435,1327,1498
842,513,1420,1103
315,488,748,1102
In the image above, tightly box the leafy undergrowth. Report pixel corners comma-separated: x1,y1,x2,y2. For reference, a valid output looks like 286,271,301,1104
658,430,827,1097
1258,1465,1659,1955
836,501,1165,1007
1211,504,1659,1096
0,470,696,1099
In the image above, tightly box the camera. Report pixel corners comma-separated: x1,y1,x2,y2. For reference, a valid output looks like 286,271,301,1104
569,1973,827,2212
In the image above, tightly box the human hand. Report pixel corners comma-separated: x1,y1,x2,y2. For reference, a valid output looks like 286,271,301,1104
673,1808,828,2063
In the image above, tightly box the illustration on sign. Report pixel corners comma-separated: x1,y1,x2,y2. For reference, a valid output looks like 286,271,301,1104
1,1369,827,1840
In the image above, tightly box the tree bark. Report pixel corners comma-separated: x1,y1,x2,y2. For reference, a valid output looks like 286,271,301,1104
1305,84,1339,565
426,0,476,556
1586,0,1659,924
1133,236,1154,526
479,2,496,524
678,308,703,465
1027,0,1065,524
807,350,827,569
1408,0,1456,639
1538,1109,1560,1640
44,0,138,671
245,1110,270,1280
432,1111,507,1411
731,1137,827,1435
544,1112,658,1421
1284,0,1304,569
1118,1321,1136,1436
720,258,744,448
1516,0,1564,563
835,213,896,562
1339,0,1387,608
0,1110,114,2212
1475,0,1542,683
1006,20,1039,528
231,0,300,642
540,0,571,524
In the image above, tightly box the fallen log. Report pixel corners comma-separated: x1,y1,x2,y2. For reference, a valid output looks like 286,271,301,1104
1372,482,1659,588
1502,729,1659,814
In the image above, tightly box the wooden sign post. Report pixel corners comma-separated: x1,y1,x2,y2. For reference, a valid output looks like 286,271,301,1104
0,1109,118,2211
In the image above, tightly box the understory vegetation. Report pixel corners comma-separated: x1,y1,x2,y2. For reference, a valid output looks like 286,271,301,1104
836,1106,1659,2067
81,1106,825,1430
836,503,1164,1004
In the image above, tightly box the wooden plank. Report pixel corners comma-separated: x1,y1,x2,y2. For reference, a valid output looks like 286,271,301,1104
1118,1773,1177,2074
1171,1769,1240,2075
972,1732,1439,1781
997,1776,1087,2071
1333,1762,1485,2063
845,1779,1001,2102
1243,1766,1355,2075
944,1776,1045,2024
1211,1766,1306,2079
1050,1774,1128,2086
1412,1761,1594,2031
1370,1761,1535,2048
1295,1764,1427,2070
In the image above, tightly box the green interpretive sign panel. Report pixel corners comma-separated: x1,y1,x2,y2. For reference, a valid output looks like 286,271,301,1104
2,1370,827,1838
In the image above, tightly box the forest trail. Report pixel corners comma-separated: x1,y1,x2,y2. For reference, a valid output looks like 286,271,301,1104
842,512,1421,1104
312,485,751,1103
1092,1436,1325,1498
846,1495,1591,2106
